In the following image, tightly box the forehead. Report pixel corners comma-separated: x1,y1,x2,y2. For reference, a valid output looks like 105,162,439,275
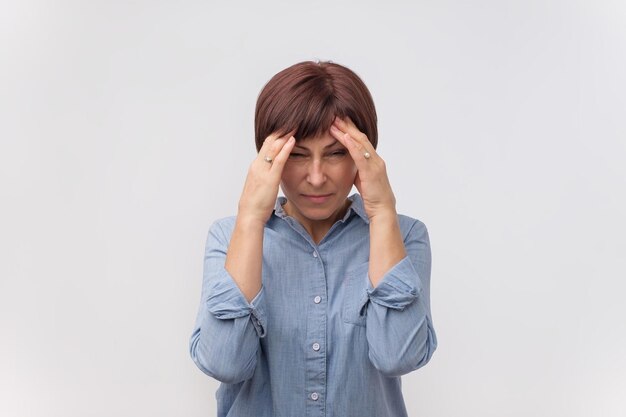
294,133,341,150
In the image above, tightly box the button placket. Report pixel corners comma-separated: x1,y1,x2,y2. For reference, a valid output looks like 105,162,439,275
305,244,325,412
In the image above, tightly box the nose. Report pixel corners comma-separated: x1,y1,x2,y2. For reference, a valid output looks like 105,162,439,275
306,158,327,187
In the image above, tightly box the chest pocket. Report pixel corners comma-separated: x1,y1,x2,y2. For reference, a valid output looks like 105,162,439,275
341,261,370,327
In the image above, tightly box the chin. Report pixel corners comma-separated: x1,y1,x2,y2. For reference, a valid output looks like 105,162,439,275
283,191,349,221
297,205,333,218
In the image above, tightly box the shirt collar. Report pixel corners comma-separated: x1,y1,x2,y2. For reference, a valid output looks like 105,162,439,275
273,192,370,225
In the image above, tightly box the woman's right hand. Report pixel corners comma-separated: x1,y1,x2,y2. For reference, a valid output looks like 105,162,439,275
237,131,296,224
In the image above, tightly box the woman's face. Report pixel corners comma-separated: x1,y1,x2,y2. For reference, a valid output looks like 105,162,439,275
280,131,357,235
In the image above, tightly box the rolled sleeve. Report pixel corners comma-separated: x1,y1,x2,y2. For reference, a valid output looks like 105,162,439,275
189,219,266,383
362,219,437,377
206,269,267,337
362,256,423,311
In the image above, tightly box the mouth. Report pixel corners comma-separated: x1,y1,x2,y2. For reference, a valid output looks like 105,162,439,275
302,193,333,203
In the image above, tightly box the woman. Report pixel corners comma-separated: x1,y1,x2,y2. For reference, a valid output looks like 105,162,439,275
189,60,437,417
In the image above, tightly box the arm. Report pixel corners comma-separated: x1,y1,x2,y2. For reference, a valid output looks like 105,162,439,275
363,218,437,377
188,220,266,384
328,116,437,375
189,131,296,383
368,210,406,287
225,216,265,303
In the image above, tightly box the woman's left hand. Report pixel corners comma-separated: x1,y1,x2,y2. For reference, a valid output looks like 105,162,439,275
330,116,397,220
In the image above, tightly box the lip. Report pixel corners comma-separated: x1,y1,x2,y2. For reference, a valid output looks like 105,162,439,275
302,193,333,203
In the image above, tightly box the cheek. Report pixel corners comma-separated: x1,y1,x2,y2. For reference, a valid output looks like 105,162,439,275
280,164,299,187
346,160,357,177
338,162,357,185
350,163,357,176
280,162,293,177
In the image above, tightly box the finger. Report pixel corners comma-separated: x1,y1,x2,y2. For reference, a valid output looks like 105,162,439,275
329,126,370,168
258,132,281,154
269,135,296,175
267,130,295,160
258,129,296,162
333,116,370,147
331,118,375,161
330,124,372,160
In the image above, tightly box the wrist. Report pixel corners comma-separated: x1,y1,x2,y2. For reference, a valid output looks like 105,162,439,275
368,207,398,223
235,213,267,230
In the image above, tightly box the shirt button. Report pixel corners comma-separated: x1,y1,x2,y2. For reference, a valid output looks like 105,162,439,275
313,251,318,258
312,342,320,351
310,392,319,401
314,296,321,304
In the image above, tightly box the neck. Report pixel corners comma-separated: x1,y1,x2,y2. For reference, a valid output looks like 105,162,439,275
283,198,351,244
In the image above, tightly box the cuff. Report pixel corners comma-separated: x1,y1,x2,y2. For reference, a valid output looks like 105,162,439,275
358,256,423,312
205,269,267,337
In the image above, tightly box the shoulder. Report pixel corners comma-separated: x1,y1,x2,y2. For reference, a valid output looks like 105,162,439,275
206,215,237,242
396,213,429,242
211,215,237,230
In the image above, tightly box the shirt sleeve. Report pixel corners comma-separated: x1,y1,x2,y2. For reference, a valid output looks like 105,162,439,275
188,219,267,384
358,219,438,377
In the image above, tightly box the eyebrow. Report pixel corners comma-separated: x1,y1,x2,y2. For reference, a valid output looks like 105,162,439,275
294,141,341,150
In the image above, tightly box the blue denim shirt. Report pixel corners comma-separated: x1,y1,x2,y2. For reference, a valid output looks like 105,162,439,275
189,193,437,417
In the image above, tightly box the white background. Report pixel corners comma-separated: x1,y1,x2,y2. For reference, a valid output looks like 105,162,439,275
2,1,625,416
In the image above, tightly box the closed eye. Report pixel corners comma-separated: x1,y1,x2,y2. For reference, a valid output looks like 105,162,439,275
288,150,346,159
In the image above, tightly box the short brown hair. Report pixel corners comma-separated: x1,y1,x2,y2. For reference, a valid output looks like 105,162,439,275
254,60,378,152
